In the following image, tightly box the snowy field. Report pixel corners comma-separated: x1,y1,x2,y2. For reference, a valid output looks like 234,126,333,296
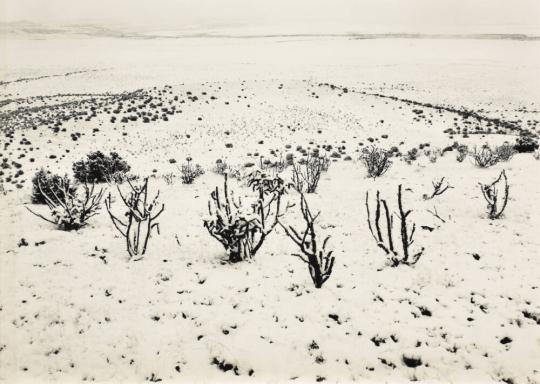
1,36,540,383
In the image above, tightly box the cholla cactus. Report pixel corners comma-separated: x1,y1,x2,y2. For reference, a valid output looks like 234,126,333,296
26,177,104,231
479,170,510,219
204,172,290,262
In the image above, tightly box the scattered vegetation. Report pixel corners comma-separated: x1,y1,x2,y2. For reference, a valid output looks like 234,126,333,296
360,146,392,178
479,170,510,219
105,177,165,259
366,185,424,266
26,178,104,231
72,151,131,183
279,193,335,288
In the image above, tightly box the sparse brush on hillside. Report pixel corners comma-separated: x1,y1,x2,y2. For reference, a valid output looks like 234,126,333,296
291,152,329,193
279,193,335,288
31,168,77,204
105,177,164,259
26,177,104,231
479,170,510,220
180,157,204,184
360,146,392,178
471,144,499,168
259,156,288,174
73,151,131,183
204,171,291,263
366,185,424,267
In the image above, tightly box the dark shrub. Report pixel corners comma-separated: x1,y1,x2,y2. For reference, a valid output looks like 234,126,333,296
72,151,131,183
31,168,76,204
514,132,539,153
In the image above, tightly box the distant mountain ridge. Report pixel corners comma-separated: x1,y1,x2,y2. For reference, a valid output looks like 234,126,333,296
1,21,539,40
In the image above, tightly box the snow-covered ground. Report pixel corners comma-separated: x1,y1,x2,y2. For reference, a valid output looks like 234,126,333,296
1,36,539,383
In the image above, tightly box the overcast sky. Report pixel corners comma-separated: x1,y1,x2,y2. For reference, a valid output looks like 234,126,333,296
1,0,539,34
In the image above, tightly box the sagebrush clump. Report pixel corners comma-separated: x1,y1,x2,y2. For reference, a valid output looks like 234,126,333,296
73,151,131,183
291,152,329,193
471,144,499,168
180,157,204,184
360,146,392,178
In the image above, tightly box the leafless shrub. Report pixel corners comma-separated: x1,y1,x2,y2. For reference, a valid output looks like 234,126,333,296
180,157,204,184
471,144,499,168
361,146,392,177
26,177,104,231
105,177,164,259
279,193,335,288
204,171,290,263
162,172,176,185
366,185,424,266
291,152,329,193
494,142,515,162
479,170,509,219
423,177,453,200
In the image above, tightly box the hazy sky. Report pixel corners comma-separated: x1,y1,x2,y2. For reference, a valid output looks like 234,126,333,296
1,0,539,34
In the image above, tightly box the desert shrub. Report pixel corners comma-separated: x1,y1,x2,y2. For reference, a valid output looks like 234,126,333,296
366,185,424,266
73,151,131,183
180,157,204,184
204,171,290,263
360,146,392,178
456,144,468,162
471,144,499,168
31,168,76,204
105,178,164,259
291,152,329,193
26,178,104,230
514,132,539,153
404,148,419,164
162,172,176,185
494,142,515,162
279,193,335,288
212,159,241,179
423,148,442,163
479,170,509,219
